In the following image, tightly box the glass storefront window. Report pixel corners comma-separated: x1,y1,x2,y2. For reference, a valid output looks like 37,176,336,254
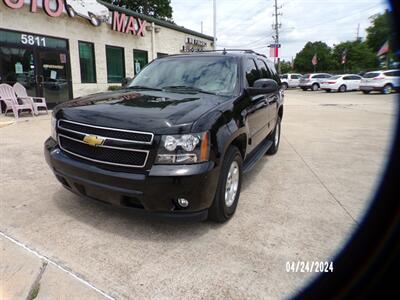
0,46,37,98
79,41,96,83
133,49,148,75
106,46,125,83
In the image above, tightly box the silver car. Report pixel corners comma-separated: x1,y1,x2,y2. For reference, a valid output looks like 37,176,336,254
299,73,332,91
359,69,400,94
280,73,302,89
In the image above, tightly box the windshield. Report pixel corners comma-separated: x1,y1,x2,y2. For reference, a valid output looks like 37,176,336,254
364,72,380,78
128,56,238,95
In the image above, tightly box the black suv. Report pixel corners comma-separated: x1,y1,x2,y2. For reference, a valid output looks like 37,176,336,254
44,50,284,222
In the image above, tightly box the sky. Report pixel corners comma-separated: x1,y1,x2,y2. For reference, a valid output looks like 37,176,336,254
170,0,389,61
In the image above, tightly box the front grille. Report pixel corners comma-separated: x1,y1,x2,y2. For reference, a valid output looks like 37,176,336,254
58,119,153,144
59,135,148,167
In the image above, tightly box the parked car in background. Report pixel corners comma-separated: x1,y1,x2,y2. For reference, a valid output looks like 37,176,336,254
280,73,302,89
320,74,363,92
359,70,400,94
299,73,332,91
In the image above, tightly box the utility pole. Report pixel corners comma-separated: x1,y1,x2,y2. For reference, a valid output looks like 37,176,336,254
272,0,282,72
356,23,360,41
213,0,217,50
201,21,203,34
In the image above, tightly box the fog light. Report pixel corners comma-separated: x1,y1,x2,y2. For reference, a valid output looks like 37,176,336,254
177,197,189,208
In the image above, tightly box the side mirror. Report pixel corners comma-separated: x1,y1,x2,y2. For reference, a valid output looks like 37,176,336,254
246,79,278,96
121,77,133,88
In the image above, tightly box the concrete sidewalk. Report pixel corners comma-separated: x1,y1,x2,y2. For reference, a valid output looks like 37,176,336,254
1,234,110,300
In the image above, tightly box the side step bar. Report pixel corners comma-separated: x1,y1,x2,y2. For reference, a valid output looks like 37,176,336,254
243,138,273,173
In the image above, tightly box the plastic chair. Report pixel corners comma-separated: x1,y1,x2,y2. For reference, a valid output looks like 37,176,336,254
13,82,48,115
0,83,34,119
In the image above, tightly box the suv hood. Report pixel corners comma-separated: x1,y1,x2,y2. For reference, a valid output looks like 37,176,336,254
55,89,228,134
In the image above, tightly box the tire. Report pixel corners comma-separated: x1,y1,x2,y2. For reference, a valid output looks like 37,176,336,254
89,14,100,26
382,84,393,94
362,90,370,94
208,146,243,222
282,83,288,90
311,83,319,91
66,5,76,17
339,85,347,92
266,116,281,155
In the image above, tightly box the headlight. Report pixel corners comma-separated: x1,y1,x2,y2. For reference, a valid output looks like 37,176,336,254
155,132,209,164
51,116,57,140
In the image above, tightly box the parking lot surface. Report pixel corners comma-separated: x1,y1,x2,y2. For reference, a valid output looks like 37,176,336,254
0,89,397,299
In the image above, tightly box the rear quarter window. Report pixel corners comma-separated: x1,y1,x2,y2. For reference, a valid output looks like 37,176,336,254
384,70,400,77
364,72,380,78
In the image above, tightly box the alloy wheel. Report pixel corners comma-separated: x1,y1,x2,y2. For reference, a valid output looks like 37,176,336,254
225,161,239,208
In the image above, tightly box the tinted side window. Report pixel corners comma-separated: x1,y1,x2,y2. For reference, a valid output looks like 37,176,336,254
244,59,259,87
323,74,331,78
281,74,288,79
343,76,352,80
384,71,400,77
256,59,272,79
265,60,281,84
351,75,362,80
313,74,322,79
291,74,300,79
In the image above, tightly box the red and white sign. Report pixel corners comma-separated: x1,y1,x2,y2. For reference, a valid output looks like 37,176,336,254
269,47,278,58
2,0,146,37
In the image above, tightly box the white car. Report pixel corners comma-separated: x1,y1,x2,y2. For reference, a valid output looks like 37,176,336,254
320,74,363,92
65,0,110,26
359,69,400,94
280,73,302,89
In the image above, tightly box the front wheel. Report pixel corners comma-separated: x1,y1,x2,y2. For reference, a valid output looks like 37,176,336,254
89,14,101,26
266,116,281,155
208,146,243,222
312,83,319,91
66,5,76,17
282,82,288,90
382,84,393,94
339,85,347,92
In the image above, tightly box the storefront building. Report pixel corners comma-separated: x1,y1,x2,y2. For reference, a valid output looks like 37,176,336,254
0,0,213,107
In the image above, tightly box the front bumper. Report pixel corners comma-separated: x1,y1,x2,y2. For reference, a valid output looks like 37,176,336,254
359,85,382,91
44,138,220,221
299,82,312,88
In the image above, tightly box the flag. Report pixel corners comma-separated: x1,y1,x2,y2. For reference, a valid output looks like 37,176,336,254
341,49,347,64
377,41,389,57
311,54,318,66
270,46,278,58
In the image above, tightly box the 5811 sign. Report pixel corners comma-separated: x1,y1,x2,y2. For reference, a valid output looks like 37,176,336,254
21,34,46,47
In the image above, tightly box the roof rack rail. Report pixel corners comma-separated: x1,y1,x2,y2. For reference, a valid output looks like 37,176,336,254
199,49,268,58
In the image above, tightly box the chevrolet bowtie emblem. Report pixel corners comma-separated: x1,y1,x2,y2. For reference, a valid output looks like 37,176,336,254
83,135,105,147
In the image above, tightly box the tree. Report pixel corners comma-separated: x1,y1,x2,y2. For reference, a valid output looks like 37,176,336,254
332,40,378,72
279,60,292,74
365,10,393,53
106,0,173,21
293,41,334,73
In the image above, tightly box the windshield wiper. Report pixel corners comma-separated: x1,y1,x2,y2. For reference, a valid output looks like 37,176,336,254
127,85,162,91
162,85,217,95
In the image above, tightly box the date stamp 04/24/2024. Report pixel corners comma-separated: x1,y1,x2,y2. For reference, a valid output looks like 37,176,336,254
286,261,334,273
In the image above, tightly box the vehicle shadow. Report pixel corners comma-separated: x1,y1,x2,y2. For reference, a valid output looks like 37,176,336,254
52,188,222,243
241,156,268,192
